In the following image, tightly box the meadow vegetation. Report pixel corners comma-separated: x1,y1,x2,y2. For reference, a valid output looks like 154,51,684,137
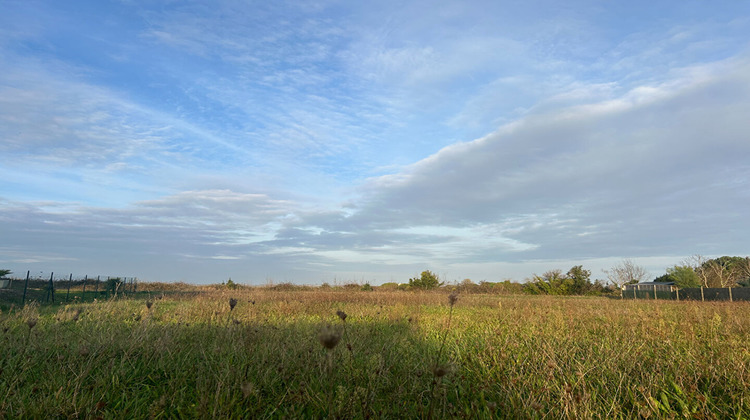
1,287,748,418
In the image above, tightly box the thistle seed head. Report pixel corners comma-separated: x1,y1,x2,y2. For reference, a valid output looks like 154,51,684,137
146,300,153,310
336,309,347,322
26,318,37,329
432,364,452,378
241,382,255,398
229,298,238,311
448,291,459,307
318,325,341,350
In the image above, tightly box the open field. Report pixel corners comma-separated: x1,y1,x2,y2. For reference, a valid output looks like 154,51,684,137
1,290,748,418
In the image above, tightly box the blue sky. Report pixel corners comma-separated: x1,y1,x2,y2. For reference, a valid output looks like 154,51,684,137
1,0,749,284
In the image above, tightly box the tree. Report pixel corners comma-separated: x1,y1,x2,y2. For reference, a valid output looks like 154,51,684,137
408,270,443,290
604,259,648,296
524,266,599,296
566,265,592,295
0,269,11,278
666,265,701,288
688,255,747,288
701,256,746,288
739,257,750,287
525,269,565,295
685,255,711,287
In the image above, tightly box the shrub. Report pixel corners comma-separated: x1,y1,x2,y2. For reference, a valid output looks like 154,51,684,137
408,270,443,290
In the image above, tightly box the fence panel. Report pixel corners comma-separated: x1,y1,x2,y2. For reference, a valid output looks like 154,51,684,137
0,272,140,306
624,287,750,302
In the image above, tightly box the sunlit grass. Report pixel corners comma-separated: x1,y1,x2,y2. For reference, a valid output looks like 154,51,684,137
1,290,748,418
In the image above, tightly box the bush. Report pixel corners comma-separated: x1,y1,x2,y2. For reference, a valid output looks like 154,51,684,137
408,270,443,290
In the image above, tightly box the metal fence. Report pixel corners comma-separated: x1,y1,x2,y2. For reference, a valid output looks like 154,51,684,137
623,286,750,302
0,270,139,306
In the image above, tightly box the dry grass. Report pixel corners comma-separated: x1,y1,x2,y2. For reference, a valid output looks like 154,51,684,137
0,290,748,418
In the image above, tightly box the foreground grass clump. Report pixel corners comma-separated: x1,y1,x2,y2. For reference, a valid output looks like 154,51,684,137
0,291,748,418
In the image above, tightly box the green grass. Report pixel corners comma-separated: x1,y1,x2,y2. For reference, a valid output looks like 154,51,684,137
1,291,748,418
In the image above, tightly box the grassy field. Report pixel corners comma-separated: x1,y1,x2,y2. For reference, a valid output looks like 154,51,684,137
1,290,748,418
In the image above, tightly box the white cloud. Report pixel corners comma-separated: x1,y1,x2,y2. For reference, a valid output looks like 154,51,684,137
2,1,750,284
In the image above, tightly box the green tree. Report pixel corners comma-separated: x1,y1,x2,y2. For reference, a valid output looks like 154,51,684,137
666,265,701,288
226,278,238,290
524,266,602,296
524,270,564,295
0,269,11,278
690,255,748,288
408,270,442,290
566,265,592,295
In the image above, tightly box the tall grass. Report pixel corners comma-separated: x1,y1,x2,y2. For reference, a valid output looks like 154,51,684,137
0,290,747,418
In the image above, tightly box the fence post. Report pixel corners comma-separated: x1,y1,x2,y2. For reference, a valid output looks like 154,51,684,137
633,286,637,299
700,286,704,302
66,274,73,302
82,275,87,301
95,276,100,298
654,285,657,301
675,287,679,301
22,270,30,306
729,287,733,302
46,272,55,303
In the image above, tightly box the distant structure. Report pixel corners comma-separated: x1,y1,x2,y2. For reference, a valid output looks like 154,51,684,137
623,281,675,293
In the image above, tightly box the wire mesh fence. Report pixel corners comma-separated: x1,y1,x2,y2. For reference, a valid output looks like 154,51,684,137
622,286,750,301
0,271,140,306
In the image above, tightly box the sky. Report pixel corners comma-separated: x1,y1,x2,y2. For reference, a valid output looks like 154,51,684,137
1,1,749,285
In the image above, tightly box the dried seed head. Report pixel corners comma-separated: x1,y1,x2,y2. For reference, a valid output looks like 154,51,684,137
229,298,238,311
146,300,153,310
336,309,347,322
241,382,255,398
432,364,452,378
26,318,37,329
72,309,82,322
448,291,459,306
318,325,341,350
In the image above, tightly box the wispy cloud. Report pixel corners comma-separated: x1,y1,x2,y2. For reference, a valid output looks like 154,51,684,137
1,1,749,283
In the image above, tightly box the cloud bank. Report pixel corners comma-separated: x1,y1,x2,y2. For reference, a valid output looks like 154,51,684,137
1,1,749,283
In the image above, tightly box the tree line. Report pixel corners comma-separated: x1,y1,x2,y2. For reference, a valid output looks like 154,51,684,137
652,255,750,288
410,256,750,296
